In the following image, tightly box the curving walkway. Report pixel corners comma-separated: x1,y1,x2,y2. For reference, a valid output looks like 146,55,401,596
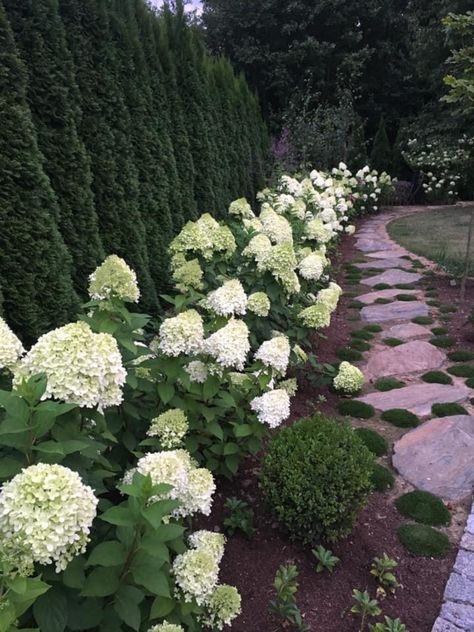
351,207,474,632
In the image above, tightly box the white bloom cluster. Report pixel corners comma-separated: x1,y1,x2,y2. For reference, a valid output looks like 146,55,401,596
260,207,293,244
258,243,300,295
14,322,125,409
158,310,204,357
126,450,215,518
247,292,271,317
147,409,189,449
88,255,140,303
250,389,291,428
203,320,250,370
185,360,209,383
304,218,334,244
188,530,226,565
0,464,97,574
333,361,364,394
315,282,343,313
0,318,24,371
298,304,331,329
228,198,254,220
298,252,325,280
207,280,248,317
255,335,290,374
242,233,272,264
201,585,242,631
148,624,184,632
170,214,236,260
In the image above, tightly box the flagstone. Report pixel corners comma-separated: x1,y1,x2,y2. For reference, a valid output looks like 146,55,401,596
363,268,422,286
360,300,428,323
356,240,394,252
385,322,431,339
355,257,412,270
362,340,445,379
356,289,418,305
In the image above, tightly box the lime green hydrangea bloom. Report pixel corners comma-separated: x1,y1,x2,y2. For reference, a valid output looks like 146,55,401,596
0,318,24,371
228,197,254,219
201,584,242,630
247,292,271,317
333,361,364,394
147,409,189,448
172,259,204,293
298,303,331,329
88,255,139,303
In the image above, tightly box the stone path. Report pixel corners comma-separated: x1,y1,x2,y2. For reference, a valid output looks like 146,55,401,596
350,207,474,631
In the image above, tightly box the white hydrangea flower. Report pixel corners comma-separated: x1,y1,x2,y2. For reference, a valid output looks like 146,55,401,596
259,243,300,295
0,318,24,371
298,304,331,329
255,335,290,374
260,207,293,244
14,322,125,409
242,217,263,232
298,253,325,280
147,409,189,449
247,292,271,317
203,320,250,370
182,468,216,517
0,464,97,573
170,214,236,260
345,224,356,235
148,623,184,632
188,530,226,564
207,280,248,317
158,310,204,357
279,378,298,396
315,282,342,313
88,255,140,303
333,361,364,394
304,218,334,243
185,360,209,383
228,198,254,219
173,548,220,605
250,389,291,428
242,233,272,264
201,585,242,631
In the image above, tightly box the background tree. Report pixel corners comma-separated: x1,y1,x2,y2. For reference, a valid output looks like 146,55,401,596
370,116,392,173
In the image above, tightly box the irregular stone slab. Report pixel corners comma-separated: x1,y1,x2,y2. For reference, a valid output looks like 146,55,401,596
356,240,394,253
361,301,428,323
455,550,474,581
441,602,474,631
461,531,474,552
393,416,474,500
432,617,467,632
366,249,408,259
385,322,431,339
355,258,411,270
360,383,471,416
356,289,418,305
444,570,474,603
363,268,422,286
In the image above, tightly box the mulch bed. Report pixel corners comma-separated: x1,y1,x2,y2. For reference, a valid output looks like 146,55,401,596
199,210,474,632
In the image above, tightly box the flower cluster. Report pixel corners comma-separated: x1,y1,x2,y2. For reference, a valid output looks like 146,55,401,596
201,585,242,631
298,252,325,280
260,207,293,244
88,254,140,303
14,321,125,409
203,320,250,370
298,304,331,329
147,409,189,449
228,197,254,220
0,464,97,574
247,292,271,317
250,389,291,428
207,279,248,317
169,214,236,260
333,361,364,394
0,318,24,371
158,310,204,357
148,624,184,632
255,335,290,374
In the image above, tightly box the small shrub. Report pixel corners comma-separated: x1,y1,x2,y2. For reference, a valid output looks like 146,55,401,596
262,415,374,544
373,283,392,290
395,491,450,526
431,327,448,336
430,336,455,348
338,400,375,419
395,294,417,301
364,324,383,332
312,545,339,573
421,371,453,385
224,497,256,538
448,350,474,362
337,348,363,361
372,464,395,491
447,364,474,378
412,316,433,325
431,402,468,416
270,565,309,632
397,524,450,557
350,339,371,352
351,590,381,628
381,408,419,428
348,314,361,321
351,329,374,340
371,553,400,592
371,617,408,631
440,304,457,313
382,338,403,347
354,428,388,456
375,298,392,304
374,378,405,392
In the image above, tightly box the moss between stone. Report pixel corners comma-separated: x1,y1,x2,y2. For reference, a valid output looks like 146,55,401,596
466,378,474,389
395,491,451,526
348,314,361,321
374,298,392,304
448,350,474,362
382,338,404,347
431,327,448,336
412,316,434,325
338,400,375,419
397,524,450,557
372,464,395,491
430,336,455,348
439,304,457,313
396,294,418,301
351,330,374,341
421,371,453,385
447,364,474,378
347,278,362,286
349,300,365,309
425,290,438,297
336,348,363,362
373,283,392,290
395,283,416,290
431,402,468,417
364,324,383,333
427,300,441,307
380,408,420,428
350,339,371,352
354,428,388,456
374,377,406,392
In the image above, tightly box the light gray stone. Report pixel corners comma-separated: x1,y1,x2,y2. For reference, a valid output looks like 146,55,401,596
361,383,471,416
441,602,474,630
363,268,423,286
356,240,394,252
444,571,474,604
355,257,412,270
366,249,409,259
392,416,474,500
467,514,474,535
385,322,431,339
461,531,474,552
455,550,474,581
363,340,445,378
432,616,470,631
361,300,428,323
356,289,418,305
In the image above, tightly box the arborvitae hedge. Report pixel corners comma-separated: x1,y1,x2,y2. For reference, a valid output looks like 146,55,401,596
0,0,267,338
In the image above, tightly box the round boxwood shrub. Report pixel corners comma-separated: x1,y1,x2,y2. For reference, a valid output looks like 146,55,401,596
374,377,406,392
448,350,474,362
372,464,395,491
397,524,450,557
381,408,419,428
431,327,448,336
262,415,374,544
395,491,450,526
354,428,388,456
338,400,375,419
351,329,374,341
421,371,453,385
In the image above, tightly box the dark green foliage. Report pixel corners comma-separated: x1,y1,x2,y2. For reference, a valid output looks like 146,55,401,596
427,300,441,307
432,327,448,335
412,316,434,325
348,314,361,321
261,415,374,544
396,294,417,301
372,464,395,491
440,304,457,313
373,283,392,290
347,278,362,286
397,524,450,557
351,329,374,340
382,338,403,347
337,348,363,361
421,371,453,385
338,400,375,419
381,409,419,428
447,364,474,378
350,340,371,352
370,115,392,173
374,378,406,391
430,336,455,348
374,298,392,304
466,378,474,388
0,1,77,342
354,428,388,456
431,402,468,416
448,350,474,361
349,300,364,309
395,491,450,526
364,324,383,332
395,283,416,290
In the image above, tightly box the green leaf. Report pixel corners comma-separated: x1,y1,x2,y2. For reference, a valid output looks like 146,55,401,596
203,376,220,400
157,382,175,404
9,576,50,617
142,499,179,529
225,454,240,474
154,523,185,542
0,599,16,632
233,424,253,438
207,421,224,440
223,442,240,455
81,567,120,597
62,557,85,589
139,534,170,562
150,596,175,618
87,541,127,567
33,402,77,437
113,587,142,631
67,598,103,631
100,505,135,527
132,562,170,597
33,588,68,632
0,456,23,479
0,391,29,421
32,441,64,457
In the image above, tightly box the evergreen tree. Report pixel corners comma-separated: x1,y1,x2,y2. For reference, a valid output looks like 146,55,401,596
0,0,76,342
347,116,368,170
370,116,392,173
4,0,104,294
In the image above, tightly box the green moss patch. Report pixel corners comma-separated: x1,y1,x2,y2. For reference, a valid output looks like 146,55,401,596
395,283,416,290
396,294,418,301
382,338,403,347
440,304,457,313
448,350,474,362
364,324,383,333
336,348,363,362
374,298,392,304
347,278,362,286
380,408,420,428
412,316,433,325
372,464,395,491
374,377,406,391
354,428,388,456
348,314,361,321
430,336,455,348
351,330,374,341
421,371,453,385
431,327,448,336
395,491,450,526
397,524,450,557
349,300,364,309
338,400,375,419
427,300,441,307
466,377,474,388
373,283,392,290
350,339,371,352
425,290,438,297
447,364,474,378
431,402,468,417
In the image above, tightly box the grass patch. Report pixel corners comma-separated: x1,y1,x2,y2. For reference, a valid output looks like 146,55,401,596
346,278,362,286
372,464,395,491
425,290,438,297
431,402,468,417
351,330,374,341
430,336,455,348
349,300,364,309
448,350,474,362
374,298,392,304
431,327,448,336
374,377,406,391
395,491,450,526
354,428,388,456
412,316,433,325
350,339,371,352
447,364,474,378
427,300,441,307
373,283,392,290
396,294,418,301
395,283,416,290
439,304,457,313
397,524,450,557
411,259,424,268
338,400,375,419
421,371,453,385
364,324,383,332
336,348,363,362
345,264,360,273
466,377,474,388
380,408,419,428
382,338,403,347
